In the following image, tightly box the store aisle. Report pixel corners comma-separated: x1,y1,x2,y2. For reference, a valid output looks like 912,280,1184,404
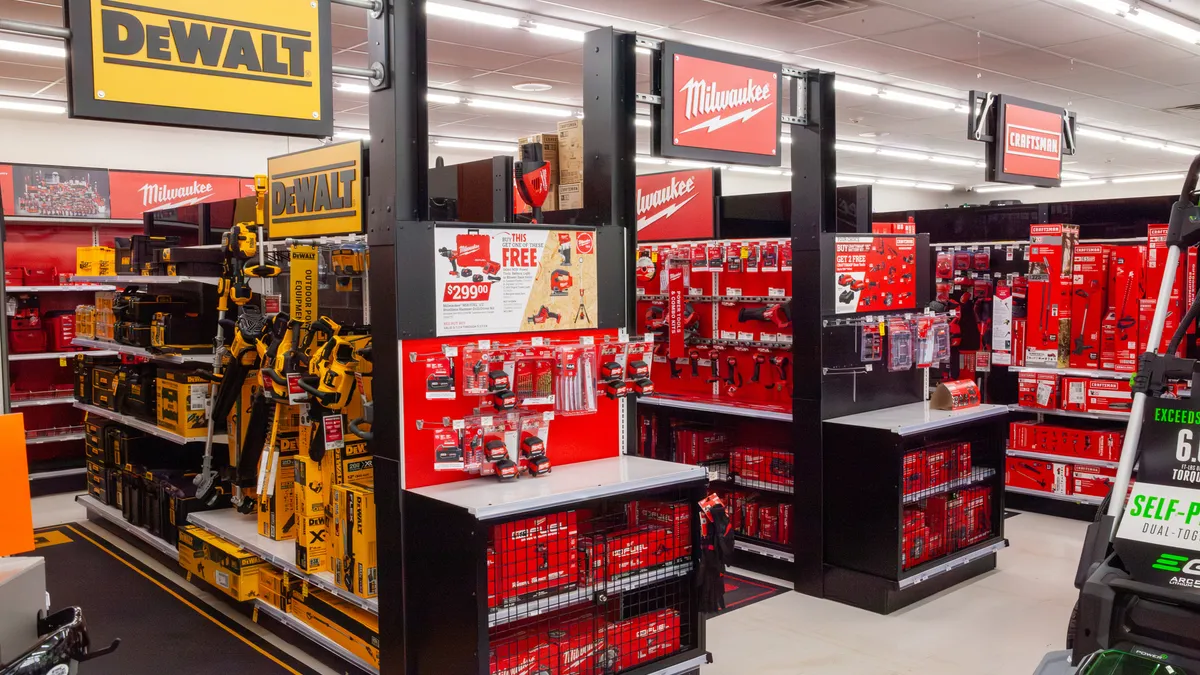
31,491,87,529
707,512,1089,675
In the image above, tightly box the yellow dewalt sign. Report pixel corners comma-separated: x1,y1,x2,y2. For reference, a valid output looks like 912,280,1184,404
65,0,331,137
267,141,365,239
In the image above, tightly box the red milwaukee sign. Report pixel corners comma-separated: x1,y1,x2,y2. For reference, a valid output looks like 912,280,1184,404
636,169,716,242
659,43,781,166
1002,103,1062,181
110,171,243,219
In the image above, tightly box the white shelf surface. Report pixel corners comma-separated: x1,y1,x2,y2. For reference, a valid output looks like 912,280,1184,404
1006,448,1120,469
11,396,76,409
30,467,86,480
640,394,792,422
1010,405,1130,422
825,402,1009,436
898,539,1008,589
254,600,379,674
1005,486,1103,505
10,350,116,362
26,432,84,445
7,285,116,293
1009,366,1129,381
73,402,225,445
733,536,794,562
73,275,221,286
188,509,377,615
71,337,216,364
408,456,708,520
77,494,178,558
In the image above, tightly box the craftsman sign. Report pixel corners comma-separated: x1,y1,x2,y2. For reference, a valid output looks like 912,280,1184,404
64,0,332,137
971,93,1071,188
266,141,364,239
656,42,782,167
636,169,718,242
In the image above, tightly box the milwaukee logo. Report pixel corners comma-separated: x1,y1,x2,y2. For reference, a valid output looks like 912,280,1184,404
637,176,697,231
138,180,214,208
458,245,481,255
678,77,774,135
611,543,648,558
1007,124,1060,160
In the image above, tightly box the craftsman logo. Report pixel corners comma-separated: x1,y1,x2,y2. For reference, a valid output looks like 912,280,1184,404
635,169,716,241
1007,126,1059,160
668,51,779,158
267,142,364,238
1001,103,1063,181
67,0,330,136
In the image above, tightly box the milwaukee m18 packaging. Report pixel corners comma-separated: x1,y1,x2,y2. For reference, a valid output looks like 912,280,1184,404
1085,379,1133,414
1108,245,1145,372
1069,244,1107,368
492,511,578,604
1006,457,1071,495
1026,224,1078,366
992,283,1013,366
639,500,691,556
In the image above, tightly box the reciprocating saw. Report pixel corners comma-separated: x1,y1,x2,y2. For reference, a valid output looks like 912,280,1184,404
737,301,792,329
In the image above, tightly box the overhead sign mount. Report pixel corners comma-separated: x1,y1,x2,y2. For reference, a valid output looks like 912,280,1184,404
968,91,1076,188
267,141,365,239
65,0,332,137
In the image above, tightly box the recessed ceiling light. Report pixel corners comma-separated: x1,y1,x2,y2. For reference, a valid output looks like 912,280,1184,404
513,82,553,92
859,132,888,138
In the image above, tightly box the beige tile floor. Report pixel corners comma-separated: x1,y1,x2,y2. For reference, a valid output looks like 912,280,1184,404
33,494,1087,674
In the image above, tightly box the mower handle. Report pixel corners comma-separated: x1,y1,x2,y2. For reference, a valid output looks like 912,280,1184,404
296,376,336,405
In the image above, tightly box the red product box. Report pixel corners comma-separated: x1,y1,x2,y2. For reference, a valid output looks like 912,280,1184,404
759,506,778,543
951,441,972,478
1073,463,1117,499
1189,247,1198,336
1101,312,1117,371
1013,318,1026,367
1085,379,1132,414
1026,224,1079,364
492,511,579,603
1109,245,1145,370
733,447,793,488
902,450,926,495
960,486,993,547
778,503,792,545
1070,244,1108,369
871,222,894,234
1006,457,1071,495
1146,225,1185,333
925,447,950,489
1009,421,1039,450
579,526,674,584
744,502,760,538
603,610,681,672
487,547,497,608
9,328,46,354
902,513,929,571
638,500,690,556
729,492,743,532
1017,371,1059,409
1060,376,1089,412
1138,298,1183,357
489,630,556,675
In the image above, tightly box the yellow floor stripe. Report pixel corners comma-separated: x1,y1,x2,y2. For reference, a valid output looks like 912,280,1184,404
63,524,303,675
33,530,73,548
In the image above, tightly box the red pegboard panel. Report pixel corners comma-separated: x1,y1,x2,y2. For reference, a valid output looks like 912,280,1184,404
402,329,623,490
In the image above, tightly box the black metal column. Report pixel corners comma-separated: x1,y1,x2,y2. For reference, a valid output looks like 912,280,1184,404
790,71,837,596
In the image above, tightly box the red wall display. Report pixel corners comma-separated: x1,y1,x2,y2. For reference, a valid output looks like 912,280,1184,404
109,171,244,219
636,169,717,242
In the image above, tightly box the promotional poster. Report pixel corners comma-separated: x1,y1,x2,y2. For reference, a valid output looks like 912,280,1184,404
7,164,110,218
833,236,918,314
435,227,599,336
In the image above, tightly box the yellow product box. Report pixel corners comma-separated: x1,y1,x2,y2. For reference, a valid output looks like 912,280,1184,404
289,589,380,670
258,567,302,611
294,453,329,574
258,451,298,541
224,374,258,469
177,526,267,602
334,481,377,599
76,246,115,277
559,183,583,210
156,369,209,438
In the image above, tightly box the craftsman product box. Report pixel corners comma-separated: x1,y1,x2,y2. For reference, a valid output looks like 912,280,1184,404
156,369,209,438
1009,421,1039,450
1026,224,1078,366
1069,244,1108,369
1085,379,1133,414
1139,298,1183,358
638,500,691,556
257,452,297,541
517,133,559,212
288,589,380,670
1060,376,1089,412
1012,318,1026,366
1146,225,1186,337
492,511,579,604
1073,463,1118,499
578,526,674,584
1017,371,1059,410
1109,246,1145,372
177,525,267,602
1006,457,1070,495
1101,312,1118,370
557,119,584,185
331,481,377,600
558,182,582,211
730,447,794,488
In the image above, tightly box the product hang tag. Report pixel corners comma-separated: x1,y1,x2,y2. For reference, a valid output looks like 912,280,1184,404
287,373,307,404
323,415,345,450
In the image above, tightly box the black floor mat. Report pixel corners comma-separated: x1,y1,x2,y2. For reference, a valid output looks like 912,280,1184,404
23,524,319,675
713,571,789,616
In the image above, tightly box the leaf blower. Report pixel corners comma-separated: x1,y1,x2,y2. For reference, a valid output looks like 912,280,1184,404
515,141,551,223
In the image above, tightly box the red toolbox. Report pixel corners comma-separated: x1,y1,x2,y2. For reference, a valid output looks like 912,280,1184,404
9,328,46,354
4,268,23,286
43,311,76,351
22,265,58,286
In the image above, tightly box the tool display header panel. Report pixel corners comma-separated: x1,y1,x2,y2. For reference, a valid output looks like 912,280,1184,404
636,168,719,242
656,42,782,167
971,93,1073,188
64,0,332,137
266,141,365,239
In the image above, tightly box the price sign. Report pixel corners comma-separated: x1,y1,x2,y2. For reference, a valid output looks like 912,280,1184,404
443,283,492,302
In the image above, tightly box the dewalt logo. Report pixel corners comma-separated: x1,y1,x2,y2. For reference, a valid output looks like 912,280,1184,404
267,141,364,239
66,0,331,137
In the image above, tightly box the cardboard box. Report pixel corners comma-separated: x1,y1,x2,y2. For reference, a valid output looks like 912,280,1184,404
1013,318,1026,367
1073,463,1117,498
1139,298,1183,358
1109,246,1145,371
1101,311,1117,370
558,182,582,210
257,452,297,541
156,369,209,438
557,119,583,185
638,500,691,556
257,566,301,611
492,511,578,604
925,447,950,489
603,610,681,672
1070,244,1107,368
1026,224,1079,366
1017,371,1059,409
579,525,674,583
177,525,267,601
731,447,793,487
903,450,925,494
1146,225,1185,342
294,452,329,574
1085,379,1133,414
1006,457,1070,495
331,481,377,600
289,589,380,669
1009,421,1039,450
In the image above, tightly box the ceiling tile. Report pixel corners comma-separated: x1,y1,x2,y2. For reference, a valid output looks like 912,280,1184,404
0,0,62,25
874,0,1036,21
0,76,52,96
330,22,366,49
670,10,853,52
494,58,581,85
795,39,946,74
1121,56,1200,86
533,0,721,27
873,23,1019,61
973,49,1085,81
427,40,534,71
331,3,367,29
333,51,368,68
1049,32,1194,69
886,61,1024,94
1036,64,1165,97
0,59,63,83
956,2,1125,47
427,17,567,58
1106,88,1200,110
809,6,939,37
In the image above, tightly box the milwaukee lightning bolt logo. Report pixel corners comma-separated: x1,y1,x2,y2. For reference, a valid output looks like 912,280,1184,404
637,175,698,231
677,76,774,135
670,53,779,157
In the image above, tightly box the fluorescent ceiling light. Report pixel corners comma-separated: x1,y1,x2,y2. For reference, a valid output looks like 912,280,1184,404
835,143,877,154
729,166,784,176
334,129,370,141
0,99,66,114
929,156,978,167
878,149,929,161
1126,7,1200,44
427,2,520,28
1076,127,1122,142
1071,0,1130,15
916,183,955,191
467,99,575,117
878,91,957,111
635,47,652,55
973,185,1037,193
526,23,585,42
336,82,370,94
435,139,518,152
634,118,652,128
833,81,879,97
0,39,65,58
1111,173,1186,184
1165,144,1200,156
427,92,463,105
1061,171,1091,180
1061,180,1109,187
636,156,667,165
876,178,916,188
1121,136,1165,150
836,175,874,184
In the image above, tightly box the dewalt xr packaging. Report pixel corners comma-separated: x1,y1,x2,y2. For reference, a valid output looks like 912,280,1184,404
332,481,377,600
156,368,209,438
177,526,266,601
295,453,329,574
289,589,380,669
258,451,297,541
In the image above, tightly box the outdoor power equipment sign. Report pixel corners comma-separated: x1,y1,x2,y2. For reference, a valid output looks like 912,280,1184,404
266,141,364,239
636,168,718,242
434,227,599,337
657,42,782,167
65,0,332,137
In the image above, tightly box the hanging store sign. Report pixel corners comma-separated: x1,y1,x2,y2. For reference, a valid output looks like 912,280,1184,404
64,0,332,137
109,171,243,218
968,92,1076,188
266,141,365,239
656,43,781,167
636,168,719,242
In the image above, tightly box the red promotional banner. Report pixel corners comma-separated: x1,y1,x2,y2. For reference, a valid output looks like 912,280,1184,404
239,177,257,197
667,264,686,358
636,169,716,242
833,236,918,314
109,171,243,219
5,164,110,218
660,43,781,166
1002,103,1062,181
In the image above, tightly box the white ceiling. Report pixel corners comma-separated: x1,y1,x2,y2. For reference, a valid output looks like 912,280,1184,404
4,0,1200,188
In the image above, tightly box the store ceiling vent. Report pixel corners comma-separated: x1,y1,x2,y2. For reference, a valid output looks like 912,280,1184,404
751,0,877,21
